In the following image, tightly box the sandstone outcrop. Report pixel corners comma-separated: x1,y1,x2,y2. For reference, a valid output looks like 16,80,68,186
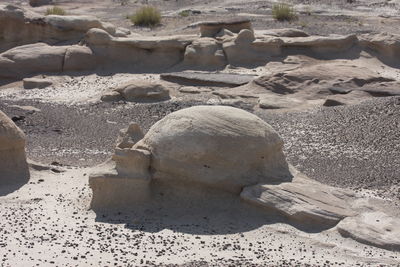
0,4,118,53
0,43,95,78
84,28,195,72
240,171,357,226
198,18,252,37
0,110,29,185
101,80,170,103
89,106,400,252
160,72,255,87
337,211,400,251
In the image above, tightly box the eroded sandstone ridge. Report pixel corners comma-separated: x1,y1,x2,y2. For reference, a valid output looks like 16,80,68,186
0,110,29,185
90,106,400,251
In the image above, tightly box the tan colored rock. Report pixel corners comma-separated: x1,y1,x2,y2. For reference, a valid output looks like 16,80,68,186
0,43,95,78
84,29,195,71
0,4,117,52
258,28,309,37
116,123,144,149
182,38,227,69
240,173,357,226
223,36,283,66
235,29,255,44
359,32,400,61
0,110,29,184
106,80,170,103
198,18,252,37
23,77,53,89
280,34,358,54
337,212,400,251
134,106,291,193
258,95,302,109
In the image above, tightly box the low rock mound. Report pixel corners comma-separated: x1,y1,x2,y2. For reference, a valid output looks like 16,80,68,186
0,110,29,185
101,80,170,103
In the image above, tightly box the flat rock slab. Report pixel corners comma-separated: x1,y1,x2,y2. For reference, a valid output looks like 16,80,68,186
241,178,357,227
337,212,400,251
197,18,251,26
23,78,53,89
161,72,256,87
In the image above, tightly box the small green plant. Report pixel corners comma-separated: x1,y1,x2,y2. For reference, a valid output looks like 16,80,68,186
179,10,190,17
272,3,297,22
129,6,161,27
45,6,67,16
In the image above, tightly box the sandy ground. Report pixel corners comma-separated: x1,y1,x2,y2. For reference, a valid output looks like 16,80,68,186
0,167,399,266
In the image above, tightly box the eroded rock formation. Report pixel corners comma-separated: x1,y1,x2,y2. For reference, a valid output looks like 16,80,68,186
89,106,400,251
0,110,29,185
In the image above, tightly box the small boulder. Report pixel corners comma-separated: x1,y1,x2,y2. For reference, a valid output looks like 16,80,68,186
23,77,53,89
106,80,170,103
235,29,255,44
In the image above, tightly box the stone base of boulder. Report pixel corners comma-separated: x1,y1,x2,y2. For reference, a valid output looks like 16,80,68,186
240,170,357,227
89,173,151,210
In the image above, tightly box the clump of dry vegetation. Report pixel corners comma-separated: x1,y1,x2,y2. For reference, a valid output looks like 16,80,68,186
45,6,67,16
129,6,161,27
272,3,297,21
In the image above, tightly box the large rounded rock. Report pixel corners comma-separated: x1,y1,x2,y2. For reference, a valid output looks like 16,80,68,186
0,110,29,184
134,106,291,193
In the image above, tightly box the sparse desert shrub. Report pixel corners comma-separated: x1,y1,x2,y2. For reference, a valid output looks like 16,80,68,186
45,6,66,16
129,6,161,27
272,3,297,22
179,10,190,17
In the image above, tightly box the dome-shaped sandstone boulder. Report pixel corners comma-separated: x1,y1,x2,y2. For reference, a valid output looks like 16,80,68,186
134,106,291,193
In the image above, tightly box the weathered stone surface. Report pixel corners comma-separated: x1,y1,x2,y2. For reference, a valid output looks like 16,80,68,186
241,174,357,226
281,34,358,54
160,72,255,87
182,38,226,69
134,106,292,193
0,110,29,184
259,95,302,109
0,43,95,78
360,33,400,61
116,123,144,149
0,5,117,52
223,36,283,66
198,18,252,37
29,0,52,7
337,212,400,251
110,80,170,103
84,29,195,71
259,28,309,37
23,77,53,89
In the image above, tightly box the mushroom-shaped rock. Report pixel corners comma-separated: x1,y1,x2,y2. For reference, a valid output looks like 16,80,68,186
134,105,292,193
0,110,29,185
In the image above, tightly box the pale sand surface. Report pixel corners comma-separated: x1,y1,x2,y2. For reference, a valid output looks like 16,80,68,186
1,167,399,266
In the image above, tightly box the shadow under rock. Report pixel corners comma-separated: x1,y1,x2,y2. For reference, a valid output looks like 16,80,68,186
93,179,331,235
